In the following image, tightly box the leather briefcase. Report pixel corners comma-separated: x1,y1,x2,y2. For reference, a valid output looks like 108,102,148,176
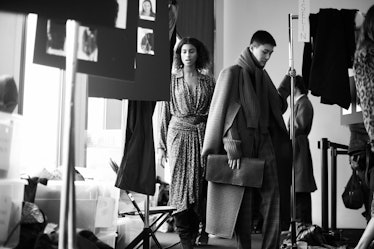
206,154,265,188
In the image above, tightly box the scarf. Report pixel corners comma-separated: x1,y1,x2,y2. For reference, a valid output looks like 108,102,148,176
236,47,269,131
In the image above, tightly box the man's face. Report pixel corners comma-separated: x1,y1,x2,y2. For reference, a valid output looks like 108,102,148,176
249,43,274,67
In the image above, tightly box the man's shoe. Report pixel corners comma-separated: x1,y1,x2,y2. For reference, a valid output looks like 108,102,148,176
196,231,209,246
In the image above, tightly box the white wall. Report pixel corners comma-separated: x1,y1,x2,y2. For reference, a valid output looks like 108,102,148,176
215,0,373,229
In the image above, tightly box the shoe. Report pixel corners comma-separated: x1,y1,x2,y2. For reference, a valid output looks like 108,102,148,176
197,231,209,246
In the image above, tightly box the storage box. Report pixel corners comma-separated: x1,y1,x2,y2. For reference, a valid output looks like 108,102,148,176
0,179,26,248
0,112,23,179
34,180,119,234
96,231,117,248
116,216,155,248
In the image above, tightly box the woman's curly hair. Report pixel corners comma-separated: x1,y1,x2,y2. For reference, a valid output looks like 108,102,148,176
173,37,211,72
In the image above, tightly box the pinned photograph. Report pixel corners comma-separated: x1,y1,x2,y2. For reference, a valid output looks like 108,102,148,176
46,19,66,56
78,26,98,62
138,27,154,55
116,0,128,29
139,0,156,21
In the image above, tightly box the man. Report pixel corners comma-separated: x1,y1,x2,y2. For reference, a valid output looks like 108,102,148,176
289,75,317,225
0,75,18,113
202,30,292,249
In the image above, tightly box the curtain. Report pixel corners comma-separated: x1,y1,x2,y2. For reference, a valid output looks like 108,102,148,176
177,0,214,71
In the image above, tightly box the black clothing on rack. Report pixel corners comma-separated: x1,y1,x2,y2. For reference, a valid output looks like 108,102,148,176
302,8,357,110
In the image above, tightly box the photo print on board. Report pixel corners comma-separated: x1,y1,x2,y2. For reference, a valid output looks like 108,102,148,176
78,26,98,62
139,0,156,21
46,19,99,62
116,0,128,29
46,19,66,57
138,27,154,55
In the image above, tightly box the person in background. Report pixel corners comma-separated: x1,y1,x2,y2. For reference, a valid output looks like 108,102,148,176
140,0,156,19
157,37,215,249
202,30,292,249
354,4,374,249
0,75,18,113
288,75,317,225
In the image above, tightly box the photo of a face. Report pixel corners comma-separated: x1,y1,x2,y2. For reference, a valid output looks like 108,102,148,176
139,0,156,21
138,27,154,55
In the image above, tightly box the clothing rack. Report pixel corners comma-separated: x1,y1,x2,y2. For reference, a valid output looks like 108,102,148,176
318,138,348,233
288,13,298,249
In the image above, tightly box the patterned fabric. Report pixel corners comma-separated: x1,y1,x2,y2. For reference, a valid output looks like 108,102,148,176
354,45,374,142
159,69,215,214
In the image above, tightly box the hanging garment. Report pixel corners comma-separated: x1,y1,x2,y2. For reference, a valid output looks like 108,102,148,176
302,8,357,109
115,101,156,195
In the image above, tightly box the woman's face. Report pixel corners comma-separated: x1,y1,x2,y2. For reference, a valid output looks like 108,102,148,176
143,1,152,14
181,44,198,68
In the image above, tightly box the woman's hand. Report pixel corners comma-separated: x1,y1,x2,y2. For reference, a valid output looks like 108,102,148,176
157,149,167,168
228,158,241,170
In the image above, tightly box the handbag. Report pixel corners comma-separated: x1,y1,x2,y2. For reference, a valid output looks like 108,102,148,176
341,169,364,210
205,154,265,188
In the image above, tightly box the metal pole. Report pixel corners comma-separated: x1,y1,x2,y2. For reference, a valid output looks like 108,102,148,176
58,19,79,249
330,147,337,232
144,195,150,249
321,138,329,231
288,13,298,249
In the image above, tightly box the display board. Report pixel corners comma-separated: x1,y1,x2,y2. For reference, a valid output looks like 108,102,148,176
0,0,120,28
30,0,170,101
33,15,137,81
88,0,170,101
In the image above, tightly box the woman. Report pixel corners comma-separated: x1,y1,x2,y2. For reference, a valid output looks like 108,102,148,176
158,37,215,249
354,4,374,152
354,4,374,249
140,0,155,19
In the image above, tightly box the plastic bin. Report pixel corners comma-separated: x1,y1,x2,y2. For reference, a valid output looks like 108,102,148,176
0,179,26,248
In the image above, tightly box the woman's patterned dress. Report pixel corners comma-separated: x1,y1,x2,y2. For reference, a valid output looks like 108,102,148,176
354,45,374,143
158,69,215,215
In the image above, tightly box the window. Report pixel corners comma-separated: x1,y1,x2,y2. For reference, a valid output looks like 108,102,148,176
22,14,127,180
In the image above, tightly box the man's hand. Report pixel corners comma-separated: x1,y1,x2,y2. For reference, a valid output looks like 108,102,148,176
228,158,241,170
288,68,296,78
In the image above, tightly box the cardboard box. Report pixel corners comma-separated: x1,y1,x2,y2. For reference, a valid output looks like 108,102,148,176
0,179,26,248
0,112,23,179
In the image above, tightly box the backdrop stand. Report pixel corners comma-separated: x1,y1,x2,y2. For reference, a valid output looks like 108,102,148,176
58,19,79,249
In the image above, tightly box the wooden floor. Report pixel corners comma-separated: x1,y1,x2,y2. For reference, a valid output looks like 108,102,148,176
149,229,364,249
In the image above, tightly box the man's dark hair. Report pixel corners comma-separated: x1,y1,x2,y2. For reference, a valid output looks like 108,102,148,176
250,30,276,47
295,75,308,94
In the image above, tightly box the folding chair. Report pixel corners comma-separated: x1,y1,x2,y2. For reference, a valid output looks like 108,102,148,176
120,190,178,249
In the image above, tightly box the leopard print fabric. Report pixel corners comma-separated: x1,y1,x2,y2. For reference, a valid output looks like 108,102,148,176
354,45,374,142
